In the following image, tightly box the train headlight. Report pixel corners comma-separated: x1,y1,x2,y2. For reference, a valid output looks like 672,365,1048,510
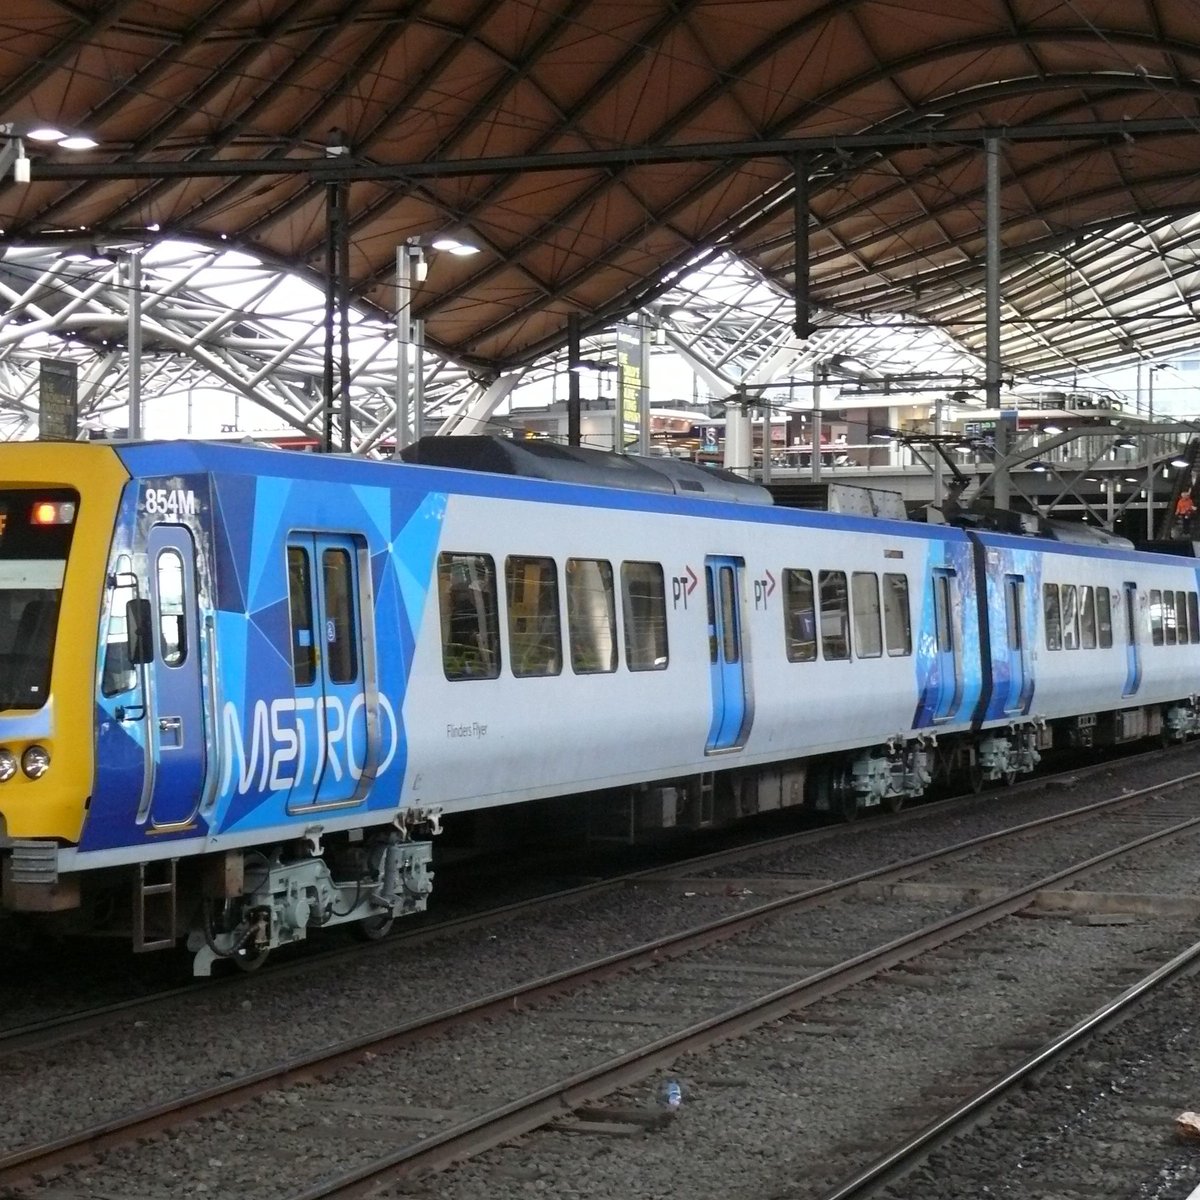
0,749,15,782
20,746,50,780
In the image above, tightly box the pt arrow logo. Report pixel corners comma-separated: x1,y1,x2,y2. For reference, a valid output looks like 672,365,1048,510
754,569,777,610
672,566,699,609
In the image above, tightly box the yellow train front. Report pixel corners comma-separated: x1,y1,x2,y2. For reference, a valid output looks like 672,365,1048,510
0,446,128,920
0,440,436,971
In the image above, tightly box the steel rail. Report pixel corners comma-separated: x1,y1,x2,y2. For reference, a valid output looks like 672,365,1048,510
815,938,1200,1200
3,768,1193,1193
3,743,1145,1057
287,805,1200,1197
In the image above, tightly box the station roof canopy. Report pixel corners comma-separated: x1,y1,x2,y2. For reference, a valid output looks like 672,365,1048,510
4,1,1200,378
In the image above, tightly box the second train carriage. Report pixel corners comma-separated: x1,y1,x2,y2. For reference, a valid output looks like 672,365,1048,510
1,437,1199,971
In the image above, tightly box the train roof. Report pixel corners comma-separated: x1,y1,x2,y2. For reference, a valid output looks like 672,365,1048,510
399,436,773,505
52,439,1198,565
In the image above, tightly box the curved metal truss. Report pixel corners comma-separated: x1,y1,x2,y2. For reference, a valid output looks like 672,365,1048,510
0,240,479,445
2,220,1194,449
0,239,991,448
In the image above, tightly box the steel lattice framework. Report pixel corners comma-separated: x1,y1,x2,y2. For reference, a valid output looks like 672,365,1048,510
0,239,994,446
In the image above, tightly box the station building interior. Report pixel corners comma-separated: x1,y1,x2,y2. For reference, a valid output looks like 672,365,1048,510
3,4,1200,544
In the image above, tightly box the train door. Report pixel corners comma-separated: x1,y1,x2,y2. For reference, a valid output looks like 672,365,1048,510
930,568,962,721
146,524,206,830
1002,574,1033,714
1122,581,1142,698
704,555,750,752
285,534,368,810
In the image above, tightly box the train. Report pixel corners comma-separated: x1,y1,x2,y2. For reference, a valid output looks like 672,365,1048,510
2,435,1199,974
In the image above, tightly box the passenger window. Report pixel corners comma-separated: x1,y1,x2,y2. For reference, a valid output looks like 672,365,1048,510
321,548,358,683
852,572,882,658
1150,589,1164,645
1163,591,1177,645
935,574,955,653
1178,590,1190,644
155,549,187,667
719,566,739,663
1190,593,1199,643
506,555,562,678
783,569,816,662
102,554,138,696
621,561,668,671
566,558,617,674
819,570,850,660
1097,588,1113,648
1043,584,1061,650
1079,586,1096,649
883,573,912,657
1005,576,1023,651
438,553,501,680
287,546,316,686
1060,584,1079,650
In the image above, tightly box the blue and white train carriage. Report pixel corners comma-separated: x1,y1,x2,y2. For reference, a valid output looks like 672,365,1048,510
1,436,1198,972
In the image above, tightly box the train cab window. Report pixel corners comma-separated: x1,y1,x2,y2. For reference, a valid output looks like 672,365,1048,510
883,573,912,657
1190,593,1199,643
621,561,669,671
852,572,882,658
438,553,501,680
321,549,359,683
818,570,851,660
1043,584,1062,650
1149,590,1164,645
287,547,316,686
1097,588,1113,648
1060,585,1080,650
102,554,138,696
566,558,617,674
783,569,816,662
506,555,562,678
1177,591,1190,644
155,549,187,667
1079,586,1097,649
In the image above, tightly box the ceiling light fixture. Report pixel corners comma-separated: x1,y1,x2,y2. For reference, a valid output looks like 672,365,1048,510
431,235,480,256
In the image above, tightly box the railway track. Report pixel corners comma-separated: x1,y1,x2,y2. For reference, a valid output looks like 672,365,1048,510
0,741,1182,1058
812,936,1200,1200
5,763,1200,1197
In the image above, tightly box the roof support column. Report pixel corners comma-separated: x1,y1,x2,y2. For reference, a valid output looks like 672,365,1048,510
322,181,340,453
125,249,143,441
792,153,812,340
394,238,425,456
986,137,1008,509
567,313,581,447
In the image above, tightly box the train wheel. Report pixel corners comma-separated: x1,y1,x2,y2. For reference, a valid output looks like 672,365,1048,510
833,766,858,822
354,913,395,942
883,793,904,814
967,763,985,794
1002,768,1018,787
231,943,269,972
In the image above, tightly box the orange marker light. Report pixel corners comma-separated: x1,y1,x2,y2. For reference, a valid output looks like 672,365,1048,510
30,501,76,525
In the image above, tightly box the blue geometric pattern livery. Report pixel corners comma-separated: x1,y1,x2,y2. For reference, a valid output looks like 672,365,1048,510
82,443,444,851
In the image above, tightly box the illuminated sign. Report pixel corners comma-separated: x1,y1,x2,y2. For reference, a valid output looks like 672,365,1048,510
0,492,78,558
